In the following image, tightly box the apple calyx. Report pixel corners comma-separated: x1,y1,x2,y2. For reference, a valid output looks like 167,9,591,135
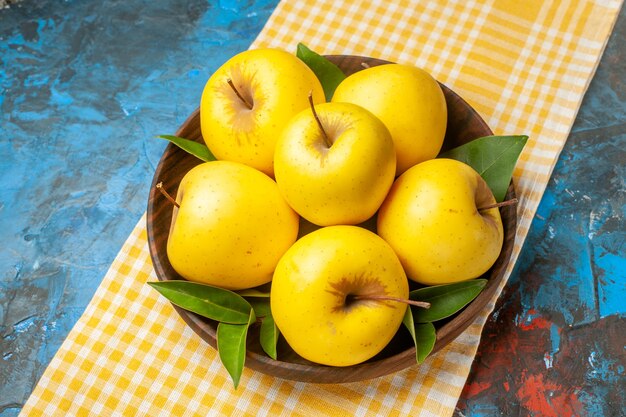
478,197,518,212
156,182,180,208
308,91,332,148
226,78,253,110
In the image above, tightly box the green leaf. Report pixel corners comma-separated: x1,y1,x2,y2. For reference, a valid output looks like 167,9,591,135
247,298,272,319
403,308,436,363
410,279,487,323
217,310,255,389
296,43,346,101
236,289,270,298
148,281,252,324
414,322,436,363
439,135,528,202
260,315,279,360
157,135,216,162
240,297,279,360
403,305,417,344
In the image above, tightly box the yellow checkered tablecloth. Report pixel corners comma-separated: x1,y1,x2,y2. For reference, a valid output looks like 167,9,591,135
20,1,622,416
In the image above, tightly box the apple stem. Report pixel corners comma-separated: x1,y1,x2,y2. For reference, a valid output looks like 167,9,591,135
156,182,180,208
478,197,518,212
353,295,431,309
308,91,332,148
226,78,253,110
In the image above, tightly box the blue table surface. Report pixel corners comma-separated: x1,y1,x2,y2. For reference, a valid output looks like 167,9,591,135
0,1,624,416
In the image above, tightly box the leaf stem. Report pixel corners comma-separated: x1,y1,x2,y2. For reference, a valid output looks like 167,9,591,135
353,295,431,309
156,182,180,208
308,91,332,148
227,78,253,110
478,197,518,211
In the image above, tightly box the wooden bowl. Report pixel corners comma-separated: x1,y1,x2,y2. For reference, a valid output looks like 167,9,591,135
147,55,516,383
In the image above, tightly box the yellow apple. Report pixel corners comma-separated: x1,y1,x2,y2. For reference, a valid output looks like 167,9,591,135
377,158,504,285
200,48,324,177
332,64,447,175
271,225,409,367
166,161,299,290
274,102,396,226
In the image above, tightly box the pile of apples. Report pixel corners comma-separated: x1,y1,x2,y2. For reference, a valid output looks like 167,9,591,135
163,48,504,367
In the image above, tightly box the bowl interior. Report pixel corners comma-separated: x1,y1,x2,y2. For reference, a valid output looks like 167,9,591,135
146,55,516,383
